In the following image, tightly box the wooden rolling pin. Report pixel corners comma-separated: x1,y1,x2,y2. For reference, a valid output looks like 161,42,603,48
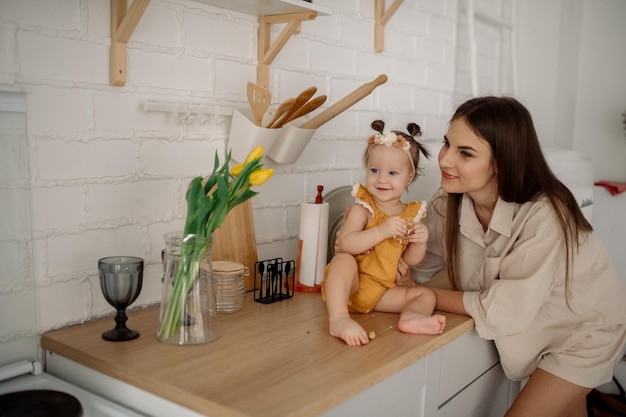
299,74,388,129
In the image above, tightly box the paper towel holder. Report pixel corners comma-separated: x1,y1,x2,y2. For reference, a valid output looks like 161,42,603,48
291,239,322,293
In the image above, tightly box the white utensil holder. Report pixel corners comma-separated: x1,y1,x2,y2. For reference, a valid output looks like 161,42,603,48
267,123,316,164
228,108,315,165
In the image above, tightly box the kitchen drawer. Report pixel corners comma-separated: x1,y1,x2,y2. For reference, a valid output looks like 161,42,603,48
438,330,499,405
438,363,519,417
321,357,429,417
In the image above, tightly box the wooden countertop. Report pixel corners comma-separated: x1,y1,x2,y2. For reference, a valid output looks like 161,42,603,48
41,292,474,417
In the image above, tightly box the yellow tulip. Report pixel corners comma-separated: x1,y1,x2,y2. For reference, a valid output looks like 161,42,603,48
244,146,264,165
249,168,274,186
230,163,244,177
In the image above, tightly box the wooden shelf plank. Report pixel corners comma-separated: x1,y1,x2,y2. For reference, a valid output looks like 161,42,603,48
192,0,330,16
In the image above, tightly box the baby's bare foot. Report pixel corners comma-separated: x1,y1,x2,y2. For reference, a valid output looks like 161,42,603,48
397,313,446,335
329,316,369,346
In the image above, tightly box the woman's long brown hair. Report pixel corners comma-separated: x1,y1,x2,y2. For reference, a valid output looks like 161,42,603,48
444,97,592,300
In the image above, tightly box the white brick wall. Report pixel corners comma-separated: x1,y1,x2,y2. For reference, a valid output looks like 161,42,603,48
0,0,508,337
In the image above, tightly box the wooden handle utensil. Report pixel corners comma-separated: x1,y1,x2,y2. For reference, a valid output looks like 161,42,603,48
281,95,327,126
299,74,388,130
264,97,296,128
270,86,317,129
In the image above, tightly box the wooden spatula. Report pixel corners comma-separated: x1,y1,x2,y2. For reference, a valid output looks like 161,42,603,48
265,97,296,128
247,82,271,126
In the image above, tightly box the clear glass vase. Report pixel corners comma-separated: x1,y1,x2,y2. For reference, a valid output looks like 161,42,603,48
157,232,219,345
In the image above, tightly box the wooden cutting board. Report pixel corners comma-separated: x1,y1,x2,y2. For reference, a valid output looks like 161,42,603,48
212,200,258,291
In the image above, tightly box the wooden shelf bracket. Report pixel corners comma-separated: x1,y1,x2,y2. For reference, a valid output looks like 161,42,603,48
257,11,317,89
375,0,404,53
110,0,150,86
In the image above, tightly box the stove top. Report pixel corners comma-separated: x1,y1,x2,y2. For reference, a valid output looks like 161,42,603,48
0,362,147,417
0,388,82,417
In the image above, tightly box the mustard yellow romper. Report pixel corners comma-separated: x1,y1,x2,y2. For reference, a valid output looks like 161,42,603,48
323,183,427,313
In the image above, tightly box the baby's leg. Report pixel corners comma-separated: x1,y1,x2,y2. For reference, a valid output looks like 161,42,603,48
376,286,446,335
398,287,446,335
324,253,369,346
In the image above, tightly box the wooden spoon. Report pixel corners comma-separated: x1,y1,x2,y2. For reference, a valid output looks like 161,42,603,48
264,97,296,128
280,95,327,126
247,82,271,126
270,86,317,129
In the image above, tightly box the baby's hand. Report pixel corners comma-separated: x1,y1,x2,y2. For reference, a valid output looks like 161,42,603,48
379,216,410,239
408,221,428,246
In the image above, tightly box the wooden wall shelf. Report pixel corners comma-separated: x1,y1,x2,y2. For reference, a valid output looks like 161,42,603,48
191,1,331,88
110,0,150,86
375,0,404,53
193,0,330,16
109,0,331,89
257,11,317,88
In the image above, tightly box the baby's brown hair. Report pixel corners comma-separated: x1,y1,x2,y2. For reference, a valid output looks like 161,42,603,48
365,120,430,184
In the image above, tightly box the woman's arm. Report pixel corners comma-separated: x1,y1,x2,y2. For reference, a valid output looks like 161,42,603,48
429,287,467,315
402,221,428,267
396,256,468,315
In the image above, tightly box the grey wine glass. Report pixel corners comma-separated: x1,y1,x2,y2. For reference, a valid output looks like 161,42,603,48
98,256,144,341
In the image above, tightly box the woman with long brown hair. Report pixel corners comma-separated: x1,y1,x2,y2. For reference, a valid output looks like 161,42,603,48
400,96,626,417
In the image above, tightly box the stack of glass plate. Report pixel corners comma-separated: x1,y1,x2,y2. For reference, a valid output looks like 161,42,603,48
213,261,247,313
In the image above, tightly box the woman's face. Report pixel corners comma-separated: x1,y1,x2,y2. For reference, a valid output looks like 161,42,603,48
438,117,498,201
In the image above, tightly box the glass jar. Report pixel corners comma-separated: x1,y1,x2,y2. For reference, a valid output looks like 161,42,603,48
157,232,219,345
210,261,248,313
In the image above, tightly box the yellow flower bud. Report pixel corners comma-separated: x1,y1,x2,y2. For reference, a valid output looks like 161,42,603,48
244,146,264,165
230,163,244,177
249,168,274,186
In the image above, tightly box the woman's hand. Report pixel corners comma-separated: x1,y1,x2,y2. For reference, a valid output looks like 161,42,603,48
334,206,372,255
408,221,428,247
396,256,416,286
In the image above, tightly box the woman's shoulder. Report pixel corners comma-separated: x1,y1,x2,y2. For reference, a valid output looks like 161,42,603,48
508,194,564,238
427,189,448,210
518,194,559,219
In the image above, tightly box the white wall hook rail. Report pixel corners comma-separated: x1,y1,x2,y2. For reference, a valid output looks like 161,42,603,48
143,100,234,126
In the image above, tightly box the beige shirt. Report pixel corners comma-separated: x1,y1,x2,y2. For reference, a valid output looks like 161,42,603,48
415,190,626,382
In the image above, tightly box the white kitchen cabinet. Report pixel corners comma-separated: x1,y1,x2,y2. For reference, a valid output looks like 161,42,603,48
320,358,429,417
439,364,517,417
438,327,500,404
321,330,520,417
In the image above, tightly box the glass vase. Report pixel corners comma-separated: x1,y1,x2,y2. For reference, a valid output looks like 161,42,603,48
157,232,219,345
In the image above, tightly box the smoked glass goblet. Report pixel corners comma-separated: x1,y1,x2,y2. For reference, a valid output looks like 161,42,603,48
98,256,144,341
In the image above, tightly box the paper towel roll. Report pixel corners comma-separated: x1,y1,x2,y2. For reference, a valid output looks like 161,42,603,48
298,202,329,287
